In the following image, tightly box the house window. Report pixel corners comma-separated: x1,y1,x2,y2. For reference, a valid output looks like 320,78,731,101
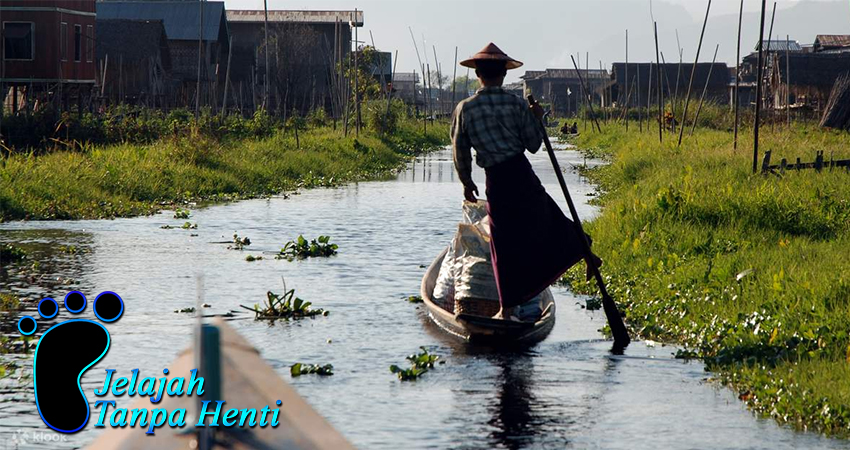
3,22,34,60
86,25,93,62
60,22,68,60
74,24,82,62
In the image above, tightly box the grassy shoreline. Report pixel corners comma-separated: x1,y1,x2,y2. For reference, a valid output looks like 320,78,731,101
0,120,448,221
563,124,850,436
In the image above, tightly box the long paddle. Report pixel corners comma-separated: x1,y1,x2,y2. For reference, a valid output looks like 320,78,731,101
527,95,631,350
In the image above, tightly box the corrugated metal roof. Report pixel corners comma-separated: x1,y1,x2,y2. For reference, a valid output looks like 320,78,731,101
226,10,364,26
521,68,608,80
393,73,419,83
815,35,850,49
755,40,803,52
97,1,226,42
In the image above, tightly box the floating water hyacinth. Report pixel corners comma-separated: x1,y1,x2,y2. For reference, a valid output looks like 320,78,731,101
276,235,338,260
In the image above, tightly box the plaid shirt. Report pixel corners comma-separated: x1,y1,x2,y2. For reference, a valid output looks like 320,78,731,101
451,86,543,187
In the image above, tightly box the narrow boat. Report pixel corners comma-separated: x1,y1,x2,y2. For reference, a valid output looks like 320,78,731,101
87,319,355,450
420,248,556,345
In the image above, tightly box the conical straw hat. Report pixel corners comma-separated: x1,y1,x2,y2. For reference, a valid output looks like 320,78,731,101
460,43,523,70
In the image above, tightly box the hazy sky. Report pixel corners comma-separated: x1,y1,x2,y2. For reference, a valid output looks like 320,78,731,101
226,0,850,82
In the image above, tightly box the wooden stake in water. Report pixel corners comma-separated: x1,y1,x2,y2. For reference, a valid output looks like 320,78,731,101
678,0,712,147
733,0,744,150
754,0,768,173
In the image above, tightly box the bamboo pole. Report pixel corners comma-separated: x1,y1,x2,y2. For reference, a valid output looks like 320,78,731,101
786,35,791,126
691,44,720,136
678,0,712,146
383,50,398,134
765,2,777,117
754,0,768,173
625,30,629,131
262,0,270,110
570,55,602,132
195,0,204,115
354,9,360,136
647,62,653,132
654,22,662,143
733,0,744,150
661,52,676,132
221,36,233,117
637,58,642,131
674,30,683,104
451,46,458,111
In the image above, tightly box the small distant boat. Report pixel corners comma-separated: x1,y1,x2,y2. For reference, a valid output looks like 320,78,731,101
420,248,556,345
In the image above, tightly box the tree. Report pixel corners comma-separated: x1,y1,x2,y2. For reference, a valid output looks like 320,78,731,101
451,75,481,98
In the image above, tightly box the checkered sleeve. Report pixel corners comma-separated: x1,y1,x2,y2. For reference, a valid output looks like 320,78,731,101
452,104,474,187
520,100,544,153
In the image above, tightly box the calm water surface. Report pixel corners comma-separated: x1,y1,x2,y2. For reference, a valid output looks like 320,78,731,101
1,146,847,450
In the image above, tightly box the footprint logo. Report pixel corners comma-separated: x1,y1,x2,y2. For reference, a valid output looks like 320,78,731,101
17,291,124,434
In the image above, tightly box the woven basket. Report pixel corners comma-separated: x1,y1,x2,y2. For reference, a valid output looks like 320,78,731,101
454,297,500,317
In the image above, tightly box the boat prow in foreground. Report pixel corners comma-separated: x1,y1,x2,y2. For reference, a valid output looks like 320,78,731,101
420,248,556,345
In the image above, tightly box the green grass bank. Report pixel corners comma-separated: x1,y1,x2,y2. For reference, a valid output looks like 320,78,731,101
0,117,448,221
562,124,850,436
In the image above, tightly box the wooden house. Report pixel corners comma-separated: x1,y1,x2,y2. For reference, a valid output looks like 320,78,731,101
521,68,610,116
97,1,230,105
611,62,730,107
1,0,97,111
813,35,850,54
226,9,363,113
95,19,171,106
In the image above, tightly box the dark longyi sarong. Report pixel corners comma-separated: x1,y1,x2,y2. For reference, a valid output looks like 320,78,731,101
485,152,588,309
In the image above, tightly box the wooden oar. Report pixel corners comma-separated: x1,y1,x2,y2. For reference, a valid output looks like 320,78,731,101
527,94,630,351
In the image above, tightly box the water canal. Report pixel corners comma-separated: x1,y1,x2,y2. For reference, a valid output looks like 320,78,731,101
1,146,847,449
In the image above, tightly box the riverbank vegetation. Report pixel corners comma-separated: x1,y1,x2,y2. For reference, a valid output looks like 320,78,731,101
563,122,850,436
0,106,448,221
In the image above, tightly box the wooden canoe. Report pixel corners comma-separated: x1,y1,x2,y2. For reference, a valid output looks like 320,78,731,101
420,248,556,345
86,319,355,450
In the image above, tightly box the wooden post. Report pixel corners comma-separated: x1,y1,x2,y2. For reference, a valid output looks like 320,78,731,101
691,44,720,136
754,0,768,173
570,55,602,132
383,49,399,133
733,0,744,150
634,61,642,131
354,9,360,135
221,36,233,117
661,52,677,132
647,62,653,132
451,46,458,111
263,0,270,110
625,30,629,131
678,0,712,147
195,0,204,115
654,22,662,143
786,35,791,126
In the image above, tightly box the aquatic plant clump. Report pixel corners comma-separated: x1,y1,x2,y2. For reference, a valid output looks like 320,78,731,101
390,347,442,381
228,234,251,250
290,363,334,377
276,235,338,260
241,289,327,321
0,244,27,264
173,208,191,219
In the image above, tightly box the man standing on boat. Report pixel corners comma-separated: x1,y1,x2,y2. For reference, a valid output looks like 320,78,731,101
451,43,599,322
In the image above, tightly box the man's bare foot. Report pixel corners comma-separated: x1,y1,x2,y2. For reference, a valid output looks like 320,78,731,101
493,306,522,322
